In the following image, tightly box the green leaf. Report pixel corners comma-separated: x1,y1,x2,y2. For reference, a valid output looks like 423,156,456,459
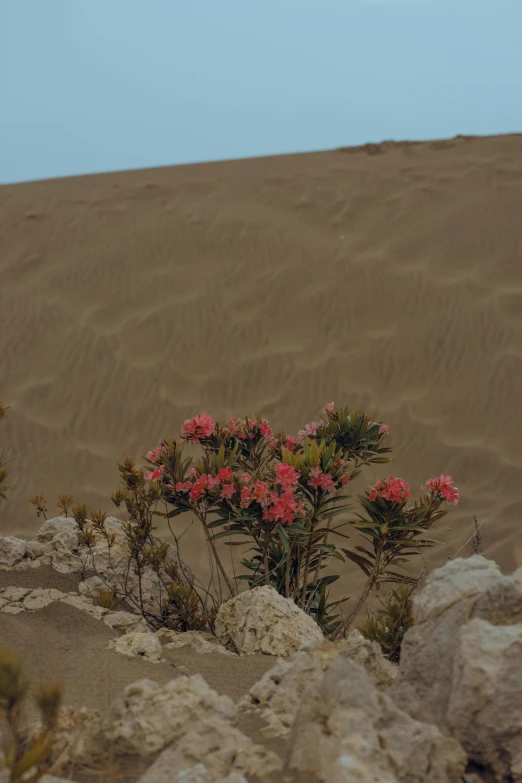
277,524,290,553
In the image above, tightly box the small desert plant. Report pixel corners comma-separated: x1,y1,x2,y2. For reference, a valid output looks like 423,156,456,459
359,584,415,662
468,515,484,555
0,646,62,782
94,590,120,611
28,495,48,520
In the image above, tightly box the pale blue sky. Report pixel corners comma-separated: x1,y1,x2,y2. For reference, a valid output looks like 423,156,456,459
1,0,521,184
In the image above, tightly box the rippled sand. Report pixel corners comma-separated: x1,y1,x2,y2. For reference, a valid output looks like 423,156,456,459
1,133,522,602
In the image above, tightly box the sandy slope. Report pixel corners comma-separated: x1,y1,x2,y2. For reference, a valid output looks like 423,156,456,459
1,134,522,605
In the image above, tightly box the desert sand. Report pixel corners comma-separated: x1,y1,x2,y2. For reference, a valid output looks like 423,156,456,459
1,133,522,602
1,133,522,782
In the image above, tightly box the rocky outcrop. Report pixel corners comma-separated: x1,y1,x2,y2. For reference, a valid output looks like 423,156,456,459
107,631,163,663
137,715,282,783
103,675,237,757
0,534,27,568
215,584,324,656
287,655,466,782
239,631,397,739
392,555,522,781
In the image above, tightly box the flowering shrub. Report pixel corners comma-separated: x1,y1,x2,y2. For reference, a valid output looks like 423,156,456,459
32,402,458,639
144,403,459,637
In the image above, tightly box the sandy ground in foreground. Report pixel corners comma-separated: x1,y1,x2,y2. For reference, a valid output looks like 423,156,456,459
1,133,522,609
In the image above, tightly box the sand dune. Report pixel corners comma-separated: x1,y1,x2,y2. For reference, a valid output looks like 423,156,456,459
1,133,522,604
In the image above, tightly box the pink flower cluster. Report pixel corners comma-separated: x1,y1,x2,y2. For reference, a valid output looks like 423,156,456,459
368,476,412,504
146,444,166,463
307,467,337,494
224,416,274,442
422,474,460,505
181,413,216,443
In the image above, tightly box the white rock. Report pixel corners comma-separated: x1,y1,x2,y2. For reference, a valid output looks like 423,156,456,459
446,618,522,780
412,555,503,624
0,535,26,567
0,586,31,602
1,604,24,614
104,675,237,757
159,629,236,656
137,714,282,783
34,516,79,551
215,585,324,656
103,611,148,633
107,632,162,663
239,631,397,739
288,656,466,782
22,588,66,611
78,575,107,596
392,556,522,781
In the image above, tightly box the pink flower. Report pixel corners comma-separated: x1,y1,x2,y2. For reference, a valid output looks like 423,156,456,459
175,481,192,493
260,419,274,440
284,435,302,452
368,476,411,504
240,487,252,508
262,489,305,525
322,402,335,414
307,467,337,494
240,472,251,483
274,463,300,491
422,474,459,505
252,481,270,504
145,465,165,482
298,422,319,439
181,413,216,442
217,467,234,482
146,444,165,463
220,483,236,500
341,474,351,486
379,424,388,436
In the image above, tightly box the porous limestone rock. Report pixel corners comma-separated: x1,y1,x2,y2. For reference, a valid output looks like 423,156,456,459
137,715,283,783
22,588,66,611
215,585,324,657
28,516,81,572
288,656,466,783
103,610,148,633
0,534,26,568
104,675,237,757
107,632,162,663
157,629,236,656
140,766,247,783
0,586,31,602
392,556,522,779
78,574,108,596
239,630,397,738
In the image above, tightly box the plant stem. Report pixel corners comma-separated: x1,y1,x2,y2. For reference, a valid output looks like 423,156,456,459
333,539,384,640
299,507,318,608
263,528,270,585
285,546,292,598
196,510,236,598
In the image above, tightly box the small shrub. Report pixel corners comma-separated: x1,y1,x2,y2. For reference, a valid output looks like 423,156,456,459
359,585,415,663
94,590,120,611
0,646,62,782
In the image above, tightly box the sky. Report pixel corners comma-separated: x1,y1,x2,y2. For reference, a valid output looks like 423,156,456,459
1,0,521,184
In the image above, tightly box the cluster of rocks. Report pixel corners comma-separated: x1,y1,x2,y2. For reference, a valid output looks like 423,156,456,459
0,516,521,782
